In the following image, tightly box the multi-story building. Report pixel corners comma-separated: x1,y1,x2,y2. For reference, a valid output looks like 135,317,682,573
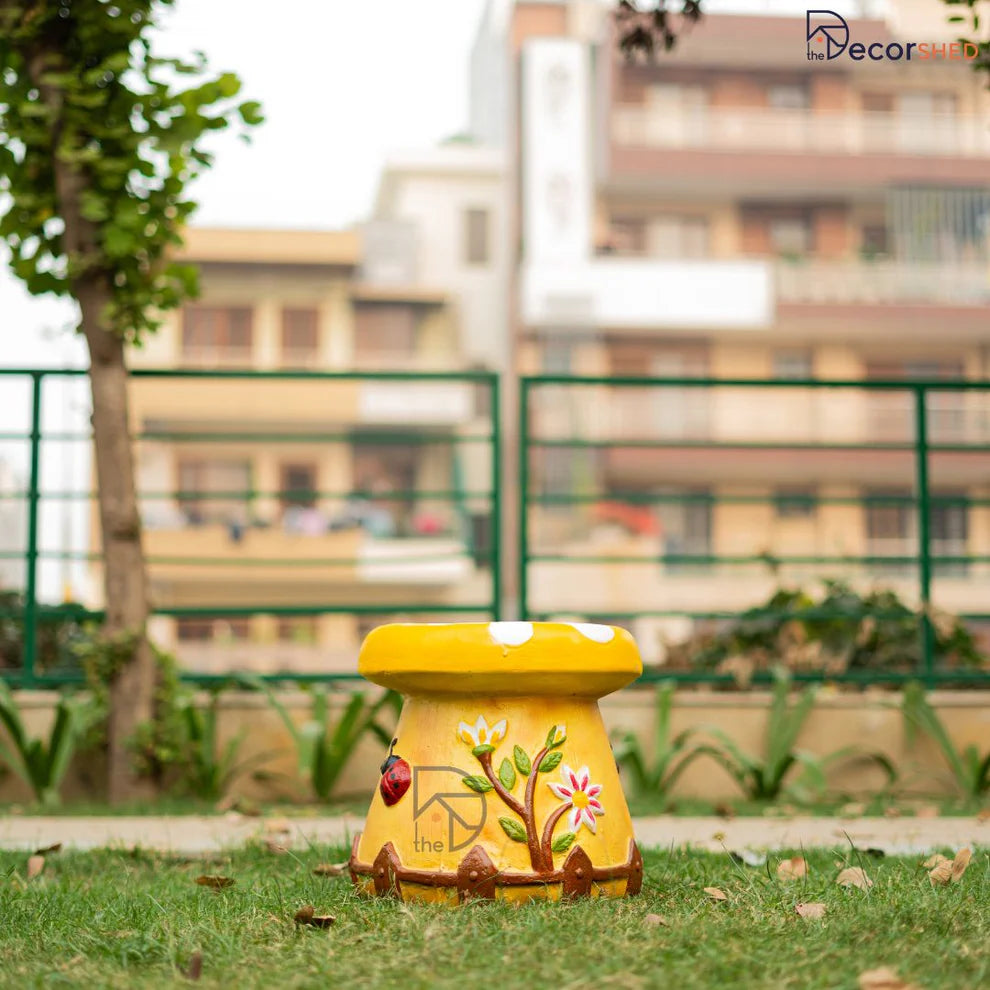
96,227,496,673
0,458,27,593
469,1,990,654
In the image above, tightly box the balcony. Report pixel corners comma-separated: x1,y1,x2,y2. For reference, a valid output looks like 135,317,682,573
608,108,990,192
521,256,772,330
611,107,990,158
140,524,475,590
776,260,990,307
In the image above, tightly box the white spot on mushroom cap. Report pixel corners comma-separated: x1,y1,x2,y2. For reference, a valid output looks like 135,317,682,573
569,623,615,643
488,621,534,646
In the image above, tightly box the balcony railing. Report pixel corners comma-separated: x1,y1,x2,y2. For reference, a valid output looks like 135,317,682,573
776,260,990,306
611,106,990,158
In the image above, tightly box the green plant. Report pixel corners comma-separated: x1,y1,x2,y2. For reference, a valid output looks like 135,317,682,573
0,680,96,805
687,670,896,801
903,681,990,799
243,677,401,800
610,681,706,797
664,580,985,679
171,690,276,801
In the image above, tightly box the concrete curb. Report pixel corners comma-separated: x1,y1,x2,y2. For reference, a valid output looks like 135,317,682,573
0,814,987,855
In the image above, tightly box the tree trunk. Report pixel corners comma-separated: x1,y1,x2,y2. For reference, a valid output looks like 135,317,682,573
80,287,157,803
27,25,157,802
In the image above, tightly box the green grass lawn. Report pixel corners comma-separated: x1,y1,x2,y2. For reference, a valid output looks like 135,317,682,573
1,844,987,989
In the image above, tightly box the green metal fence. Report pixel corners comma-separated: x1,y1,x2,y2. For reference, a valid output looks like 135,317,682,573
518,375,990,686
0,368,501,687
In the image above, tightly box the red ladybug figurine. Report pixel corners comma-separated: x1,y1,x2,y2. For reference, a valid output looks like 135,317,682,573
379,738,411,806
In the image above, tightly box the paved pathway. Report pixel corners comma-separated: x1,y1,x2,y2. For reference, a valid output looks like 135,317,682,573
0,814,987,855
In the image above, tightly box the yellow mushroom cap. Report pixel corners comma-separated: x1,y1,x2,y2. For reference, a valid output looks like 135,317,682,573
358,621,642,697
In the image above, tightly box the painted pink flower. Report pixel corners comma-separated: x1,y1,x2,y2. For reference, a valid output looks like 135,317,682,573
548,764,605,833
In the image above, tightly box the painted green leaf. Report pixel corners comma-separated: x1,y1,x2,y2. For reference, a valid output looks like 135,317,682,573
538,751,564,773
498,758,516,791
498,817,527,843
513,745,531,776
472,744,495,757
462,775,493,793
551,831,576,853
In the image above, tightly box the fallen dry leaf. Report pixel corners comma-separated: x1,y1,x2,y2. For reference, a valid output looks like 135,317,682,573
262,838,288,854
915,804,939,819
858,966,918,989
928,860,953,885
922,854,949,869
181,950,203,982
883,807,901,819
264,818,291,835
644,913,669,927
777,856,808,881
976,809,989,824
795,902,826,920
33,842,62,856
26,855,45,880
927,848,972,886
714,802,736,820
837,867,872,889
293,905,335,928
839,802,866,818
703,886,728,902
195,875,234,890
313,862,348,877
952,847,971,882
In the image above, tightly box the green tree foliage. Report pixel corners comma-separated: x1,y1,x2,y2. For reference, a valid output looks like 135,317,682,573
0,0,261,800
0,0,262,334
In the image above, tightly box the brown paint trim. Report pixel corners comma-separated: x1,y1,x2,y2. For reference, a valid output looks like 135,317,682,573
350,836,644,900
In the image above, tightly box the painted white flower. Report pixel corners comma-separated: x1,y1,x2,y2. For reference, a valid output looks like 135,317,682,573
548,765,605,834
547,723,567,747
457,715,507,750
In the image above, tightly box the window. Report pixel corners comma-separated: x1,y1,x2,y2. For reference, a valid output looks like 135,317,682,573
542,340,573,374
769,217,811,257
647,215,709,259
609,217,647,255
464,208,490,265
352,441,418,535
353,303,418,363
772,349,813,380
774,487,817,518
176,617,250,642
768,84,809,110
181,306,253,366
177,459,252,525
861,224,889,258
279,462,317,510
861,92,895,113
277,615,318,644
932,492,968,576
281,308,319,367
865,489,912,542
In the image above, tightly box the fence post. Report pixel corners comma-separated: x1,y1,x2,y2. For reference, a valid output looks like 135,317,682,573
490,373,502,619
517,379,529,620
22,371,43,688
913,384,935,686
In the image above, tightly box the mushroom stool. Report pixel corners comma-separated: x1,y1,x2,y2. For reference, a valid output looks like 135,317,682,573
348,621,644,904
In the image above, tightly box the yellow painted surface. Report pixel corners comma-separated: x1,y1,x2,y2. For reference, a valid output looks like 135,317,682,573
358,621,642,696
354,622,641,902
